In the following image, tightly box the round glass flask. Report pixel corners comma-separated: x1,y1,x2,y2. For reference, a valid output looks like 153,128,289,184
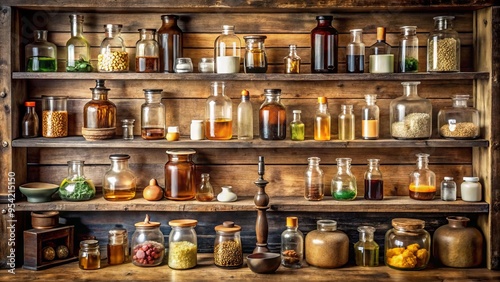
25,30,57,72
59,160,96,201
103,154,137,201
164,149,196,200
331,158,357,200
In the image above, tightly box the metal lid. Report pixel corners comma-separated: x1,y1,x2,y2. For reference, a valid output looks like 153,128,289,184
109,154,130,160
316,15,333,20
443,176,454,181
243,35,267,40
215,221,241,233
80,239,99,248
166,149,196,155
463,176,479,182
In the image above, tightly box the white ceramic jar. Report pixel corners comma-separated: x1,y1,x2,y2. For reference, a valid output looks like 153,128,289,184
217,186,237,202
190,120,204,140
461,177,482,202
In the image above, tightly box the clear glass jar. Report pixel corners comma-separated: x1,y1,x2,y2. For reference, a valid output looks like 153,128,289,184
362,94,379,140
427,16,460,72
461,176,482,202
385,218,431,270
158,15,183,73
131,214,165,267
369,27,393,73
66,15,92,72
83,79,117,140
440,176,457,201
398,26,419,73
284,44,301,74
243,35,267,73
98,24,128,72
346,29,365,73
438,94,479,139
198,58,214,73
59,160,96,201
205,81,233,140
103,154,137,201
79,240,100,270
259,89,286,140
305,220,349,268
354,226,379,267
214,221,243,268
409,153,436,200
174,57,193,73
108,228,128,265
141,89,165,140
22,101,39,138
168,219,198,270
331,157,357,200
214,25,241,73
195,173,214,202
290,110,305,141
338,104,355,140
311,16,338,73
165,149,196,200
25,30,57,72
305,157,324,201
237,89,253,140
42,96,68,138
390,81,432,139
281,217,304,268
135,29,160,73
314,97,331,141
364,159,383,200
121,119,135,140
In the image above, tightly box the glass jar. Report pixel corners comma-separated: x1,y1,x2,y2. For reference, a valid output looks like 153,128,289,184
66,15,92,72
174,57,193,73
440,176,457,201
131,214,165,267
346,29,365,73
385,218,431,270
205,81,233,140
195,173,214,202
390,81,432,139
121,119,135,140
243,35,267,73
214,25,241,74
364,159,383,200
59,160,96,201
311,16,338,73
165,149,196,200
98,24,128,72
398,26,419,73
354,226,379,267
409,153,436,200
83,79,117,140
237,89,253,140
331,157,357,200
135,29,160,73
214,221,243,268
369,27,393,73
107,228,128,265
362,94,379,140
166,126,180,141
190,120,204,140
290,110,305,141
427,16,460,72
198,58,214,73
25,30,57,72
79,240,100,270
259,89,286,140
461,176,482,202
305,157,324,201
338,104,355,140
22,101,39,138
305,220,349,268
141,89,165,140
103,154,137,201
281,217,304,268
42,96,68,138
438,94,479,139
284,44,301,74
314,97,331,141
168,219,198,270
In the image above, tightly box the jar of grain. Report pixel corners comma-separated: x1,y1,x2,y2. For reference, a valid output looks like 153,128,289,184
168,219,198,269
131,214,165,267
42,96,68,137
427,16,460,72
305,219,349,268
437,94,480,139
213,221,243,268
98,24,129,72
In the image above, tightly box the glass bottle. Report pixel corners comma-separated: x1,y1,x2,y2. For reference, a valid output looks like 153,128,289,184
59,160,96,201
214,221,243,268
42,96,68,138
346,29,365,73
438,94,479,139
354,226,379,267
243,35,267,73
141,89,165,140
22,101,39,138
103,154,137,201
427,16,460,72
338,104,355,140
290,110,305,141
168,219,198,270
135,29,160,73
195,173,214,202
331,158,357,200
311,16,338,73
131,214,165,267
369,27,393,73
107,228,128,265
364,159,383,200
361,94,379,140
25,30,57,72
165,149,196,200
66,14,92,72
237,89,253,140
305,157,324,201
440,176,457,201
259,89,286,140
98,24,128,72
284,44,301,74
398,26,419,73
122,119,135,140
281,217,304,268
305,220,349,268
158,15,182,73
214,25,241,74
409,153,436,200
461,176,482,202
79,240,100,270
205,81,232,140
390,81,432,139
83,79,117,140
314,96,331,141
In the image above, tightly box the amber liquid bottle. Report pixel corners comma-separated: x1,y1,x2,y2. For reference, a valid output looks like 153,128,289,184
205,81,233,140
259,89,286,140
314,96,331,141
158,15,182,73
165,150,196,200
311,16,338,73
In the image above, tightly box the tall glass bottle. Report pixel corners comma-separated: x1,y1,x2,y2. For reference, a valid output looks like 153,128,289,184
281,217,304,268
305,157,324,201
66,14,92,72
346,29,365,73
338,104,355,140
354,226,379,267
237,89,253,140
398,26,419,73
22,101,39,138
290,110,305,141
284,44,301,74
361,94,379,140
259,89,286,140
98,24,128,72
409,153,436,200
331,158,357,200
364,159,383,200
205,81,232,140
195,173,214,202
427,16,460,72
141,89,165,140
25,30,57,72
214,25,241,74
369,27,393,73
243,35,267,73
314,97,331,141
59,160,96,201
158,15,183,73
103,154,137,201
311,16,338,73
135,29,160,73
83,80,117,140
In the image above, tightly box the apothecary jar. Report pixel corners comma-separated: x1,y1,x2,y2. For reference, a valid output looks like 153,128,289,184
437,94,479,139
131,214,165,267
168,219,198,269
165,149,196,200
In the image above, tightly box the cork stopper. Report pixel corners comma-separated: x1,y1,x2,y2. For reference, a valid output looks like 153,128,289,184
392,218,425,231
286,217,298,228
376,27,386,41
318,96,327,104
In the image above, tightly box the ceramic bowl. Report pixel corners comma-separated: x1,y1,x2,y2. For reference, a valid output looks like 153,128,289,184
19,182,59,203
246,252,281,274
31,211,59,229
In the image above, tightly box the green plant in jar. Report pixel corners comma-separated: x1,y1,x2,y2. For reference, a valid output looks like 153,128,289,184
59,160,95,201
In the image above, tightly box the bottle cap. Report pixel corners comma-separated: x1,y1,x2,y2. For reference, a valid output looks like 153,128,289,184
318,96,327,104
241,89,250,97
376,27,386,41
25,101,36,107
286,217,298,227
292,110,301,114
463,176,479,182
444,176,454,181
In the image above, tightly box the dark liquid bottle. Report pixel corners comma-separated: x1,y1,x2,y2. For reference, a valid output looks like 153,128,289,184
364,159,383,200
158,15,182,73
347,55,364,73
311,15,338,73
259,89,286,140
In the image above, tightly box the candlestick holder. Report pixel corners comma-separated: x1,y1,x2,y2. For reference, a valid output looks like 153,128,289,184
253,156,270,253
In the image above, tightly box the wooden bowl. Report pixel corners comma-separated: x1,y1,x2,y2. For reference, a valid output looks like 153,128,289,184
31,211,59,229
82,127,116,141
246,252,281,274
19,182,59,203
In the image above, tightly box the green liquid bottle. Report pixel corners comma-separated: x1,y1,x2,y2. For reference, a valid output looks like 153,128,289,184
354,226,379,267
290,110,305,141
331,157,357,200
25,30,57,72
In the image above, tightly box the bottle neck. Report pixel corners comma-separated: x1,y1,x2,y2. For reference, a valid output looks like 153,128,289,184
417,158,429,169
70,18,84,37
241,95,249,102
435,18,453,30
92,91,109,101
144,93,162,103
35,30,48,42
402,83,420,97
111,159,129,171
316,19,332,27
359,231,374,242
105,28,121,38
26,106,35,114
318,102,328,113
68,161,84,178
336,159,352,174
288,45,297,56
287,226,298,232
452,98,468,108
161,16,178,27
140,32,155,41
265,94,280,103
351,31,362,43
211,83,225,96
293,112,302,122
341,105,353,114
368,160,380,171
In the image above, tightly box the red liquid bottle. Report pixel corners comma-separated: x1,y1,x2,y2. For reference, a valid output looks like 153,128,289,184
311,15,338,73
364,159,383,200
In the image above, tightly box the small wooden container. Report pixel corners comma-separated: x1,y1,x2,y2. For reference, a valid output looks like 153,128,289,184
31,211,59,229
82,127,116,141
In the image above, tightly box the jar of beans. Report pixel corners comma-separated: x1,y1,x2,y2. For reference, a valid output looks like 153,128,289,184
98,24,129,72
214,221,243,268
168,219,198,269
42,96,68,137
427,16,460,72
437,94,480,139
131,214,165,267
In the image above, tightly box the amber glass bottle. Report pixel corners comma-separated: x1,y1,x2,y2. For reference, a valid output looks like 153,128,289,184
158,15,182,73
314,96,331,141
165,150,196,200
259,89,286,140
83,80,116,140
205,81,233,140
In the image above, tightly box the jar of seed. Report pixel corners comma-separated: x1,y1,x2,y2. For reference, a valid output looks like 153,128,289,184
214,221,243,268
168,219,198,270
427,16,460,72
42,96,68,138
98,24,129,72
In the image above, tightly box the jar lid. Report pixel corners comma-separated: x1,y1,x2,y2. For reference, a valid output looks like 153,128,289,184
166,149,196,155
191,120,204,124
318,96,327,104
109,154,130,160
443,176,454,181
463,176,479,182
286,217,298,228
243,35,267,40
135,214,161,228
80,239,99,248
316,15,333,20
392,218,425,230
109,228,127,236
169,219,198,227
167,126,179,133
25,101,36,107
215,221,241,232
292,110,301,114
264,89,281,95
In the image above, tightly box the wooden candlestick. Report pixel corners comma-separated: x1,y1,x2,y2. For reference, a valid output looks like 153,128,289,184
253,156,270,253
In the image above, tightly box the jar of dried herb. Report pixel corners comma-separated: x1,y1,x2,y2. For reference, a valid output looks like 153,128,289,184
213,221,243,268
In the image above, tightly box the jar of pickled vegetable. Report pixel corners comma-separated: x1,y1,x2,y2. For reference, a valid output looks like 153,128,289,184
131,214,165,267
168,219,198,269
59,160,95,201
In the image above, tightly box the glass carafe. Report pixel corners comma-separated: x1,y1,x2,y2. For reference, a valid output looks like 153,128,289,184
281,217,304,268
305,157,324,201
195,173,214,202
214,25,241,73
369,27,393,73
290,110,305,141
158,15,183,73
311,16,338,73
364,159,383,200
427,16,460,72
98,24,128,72
354,226,379,267
346,29,365,73
141,89,165,140
338,104,355,140
284,44,301,74
165,149,196,200
205,81,233,140
331,158,357,200
259,89,286,140
398,26,419,73
25,30,57,72
135,29,160,73
361,94,379,140
409,153,436,200
66,14,92,72
103,154,137,201
59,160,96,201
243,35,267,73
83,79,117,140
314,97,331,141
438,94,479,139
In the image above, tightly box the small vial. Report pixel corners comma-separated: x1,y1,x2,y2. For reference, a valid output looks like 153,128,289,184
338,104,355,140
166,126,180,141
284,44,301,74
440,176,457,201
121,119,135,140
290,110,305,141
190,120,204,140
